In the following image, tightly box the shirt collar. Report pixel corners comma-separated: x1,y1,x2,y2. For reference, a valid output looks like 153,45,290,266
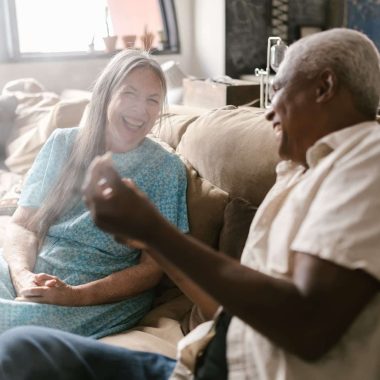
306,121,377,168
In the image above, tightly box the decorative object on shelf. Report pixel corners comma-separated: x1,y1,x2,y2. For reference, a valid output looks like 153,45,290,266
183,77,260,109
103,6,117,53
255,36,287,108
298,26,322,38
157,30,167,50
88,35,95,53
121,35,137,49
141,25,155,51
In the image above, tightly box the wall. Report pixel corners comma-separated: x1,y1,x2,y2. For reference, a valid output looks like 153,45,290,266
0,0,195,94
192,0,225,79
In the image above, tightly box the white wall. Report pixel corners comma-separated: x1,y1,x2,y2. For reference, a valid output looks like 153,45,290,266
192,0,225,78
0,0,195,93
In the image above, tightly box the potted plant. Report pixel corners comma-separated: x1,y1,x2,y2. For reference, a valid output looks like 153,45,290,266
140,25,155,51
121,35,137,49
103,6,117,53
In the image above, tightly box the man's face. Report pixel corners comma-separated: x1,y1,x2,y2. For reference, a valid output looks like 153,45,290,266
265,66,319,165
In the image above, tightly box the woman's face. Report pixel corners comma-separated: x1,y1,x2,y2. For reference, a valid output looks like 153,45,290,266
106,66,164,152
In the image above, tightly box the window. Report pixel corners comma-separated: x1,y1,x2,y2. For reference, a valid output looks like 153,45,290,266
0,0,179,60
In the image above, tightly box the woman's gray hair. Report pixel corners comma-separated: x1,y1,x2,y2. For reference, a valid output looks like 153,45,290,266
280,28,380,118
29,49,167,241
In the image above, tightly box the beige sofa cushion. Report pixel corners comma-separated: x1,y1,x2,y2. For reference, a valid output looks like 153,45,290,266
152,113,199,149
148,136,229,249
177,106,280,206
151,104,208,150
101,292,192,359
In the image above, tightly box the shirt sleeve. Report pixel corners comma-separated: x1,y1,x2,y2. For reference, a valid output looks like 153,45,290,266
18,128,76,209
291,140,380,280
150,154,189,234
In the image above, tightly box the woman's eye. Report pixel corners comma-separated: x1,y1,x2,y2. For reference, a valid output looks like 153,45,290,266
148,98,159,104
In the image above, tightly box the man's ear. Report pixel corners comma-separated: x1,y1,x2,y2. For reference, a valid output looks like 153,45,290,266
316,68,337,103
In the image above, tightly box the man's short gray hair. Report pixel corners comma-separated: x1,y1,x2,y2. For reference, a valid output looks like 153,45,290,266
281,28,380,117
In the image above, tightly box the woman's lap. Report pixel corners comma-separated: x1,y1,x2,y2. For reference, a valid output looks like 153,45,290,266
0,326,176,380
0,248,151,338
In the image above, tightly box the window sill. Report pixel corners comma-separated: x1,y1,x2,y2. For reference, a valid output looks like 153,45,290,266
1,47,180,63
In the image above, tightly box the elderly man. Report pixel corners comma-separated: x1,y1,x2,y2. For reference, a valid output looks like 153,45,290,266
0,28,380,380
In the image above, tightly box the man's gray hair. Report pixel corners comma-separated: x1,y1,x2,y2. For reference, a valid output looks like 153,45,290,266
281,28,380,117
29,49,167,241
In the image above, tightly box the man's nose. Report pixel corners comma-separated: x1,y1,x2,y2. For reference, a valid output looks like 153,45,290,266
265,107,274,121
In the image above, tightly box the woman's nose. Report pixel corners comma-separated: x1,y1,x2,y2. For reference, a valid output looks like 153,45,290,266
130,98,148,116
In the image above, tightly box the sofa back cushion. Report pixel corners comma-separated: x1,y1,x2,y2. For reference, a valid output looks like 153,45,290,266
5,98,89,174
152,113,199,149
176,106,280,207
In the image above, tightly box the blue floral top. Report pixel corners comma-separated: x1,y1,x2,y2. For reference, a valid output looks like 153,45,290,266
0,127,188,338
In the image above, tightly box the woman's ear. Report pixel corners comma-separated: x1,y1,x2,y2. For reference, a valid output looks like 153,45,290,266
316,68,337,103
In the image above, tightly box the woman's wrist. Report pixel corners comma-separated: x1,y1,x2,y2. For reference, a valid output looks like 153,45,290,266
72,284,93,306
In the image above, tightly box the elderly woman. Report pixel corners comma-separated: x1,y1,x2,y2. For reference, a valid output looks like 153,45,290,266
0,50,188,338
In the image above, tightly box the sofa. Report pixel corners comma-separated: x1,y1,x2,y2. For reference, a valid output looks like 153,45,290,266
0,78,280,359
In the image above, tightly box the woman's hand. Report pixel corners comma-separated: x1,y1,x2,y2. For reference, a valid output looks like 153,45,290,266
82,153,163,246
12,269,41,297
15,273,79,306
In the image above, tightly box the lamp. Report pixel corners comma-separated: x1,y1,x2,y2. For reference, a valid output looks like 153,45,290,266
161,60,188,105
255,37,287,108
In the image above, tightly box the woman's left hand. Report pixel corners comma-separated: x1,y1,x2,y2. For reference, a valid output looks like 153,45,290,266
15,273,79,306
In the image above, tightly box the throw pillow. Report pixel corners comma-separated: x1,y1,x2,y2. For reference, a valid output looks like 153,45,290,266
218,197,258,260
184,158,229,249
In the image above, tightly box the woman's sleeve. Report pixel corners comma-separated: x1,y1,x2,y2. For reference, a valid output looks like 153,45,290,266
18,129,73,208
153,155,189,234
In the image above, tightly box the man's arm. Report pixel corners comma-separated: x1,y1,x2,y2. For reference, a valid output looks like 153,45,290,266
112,237,219,319
144,222,379,361
83,155,379,360
146,247,219,320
